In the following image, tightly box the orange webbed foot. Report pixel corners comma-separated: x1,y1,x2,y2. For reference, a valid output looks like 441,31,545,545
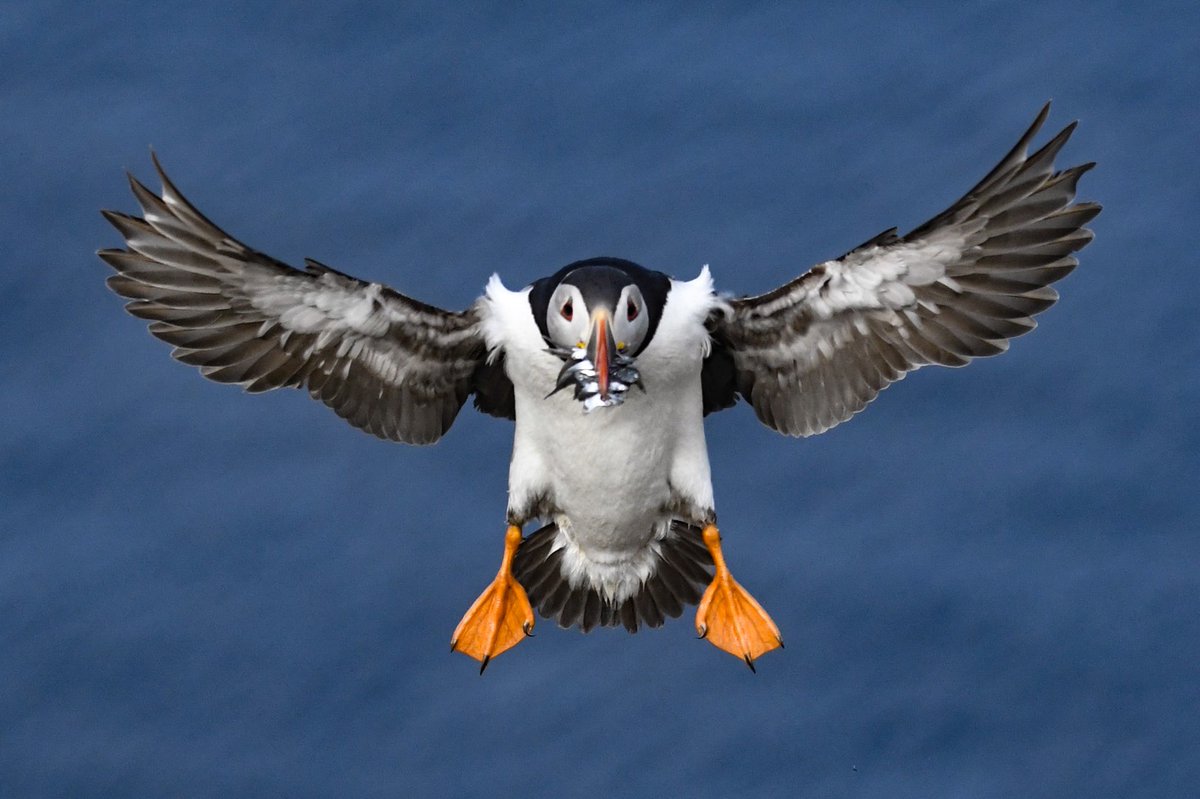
694,524,783,671
451,525,535,673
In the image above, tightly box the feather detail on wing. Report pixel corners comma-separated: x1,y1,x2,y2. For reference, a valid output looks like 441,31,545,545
707,103,1100,437
99,155,503,445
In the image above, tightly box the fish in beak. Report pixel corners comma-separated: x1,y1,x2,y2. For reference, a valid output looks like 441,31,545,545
547,308,642,411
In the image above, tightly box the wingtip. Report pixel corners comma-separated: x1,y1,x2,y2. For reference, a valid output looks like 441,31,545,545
125,170,155,200
149,149,177,194
99,208,126,226
1020,102,1051,140
1023,102,1052,143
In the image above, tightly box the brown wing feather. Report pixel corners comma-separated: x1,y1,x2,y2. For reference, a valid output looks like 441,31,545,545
709,104,1099,437
99,155,497,445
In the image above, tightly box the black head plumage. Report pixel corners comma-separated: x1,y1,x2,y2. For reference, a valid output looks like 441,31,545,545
528,257,671,357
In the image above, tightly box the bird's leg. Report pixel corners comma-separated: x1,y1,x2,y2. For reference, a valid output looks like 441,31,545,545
694,524,783,671
450,525,535,673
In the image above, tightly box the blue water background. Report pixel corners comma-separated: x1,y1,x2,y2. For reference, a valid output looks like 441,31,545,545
2,2,1197,797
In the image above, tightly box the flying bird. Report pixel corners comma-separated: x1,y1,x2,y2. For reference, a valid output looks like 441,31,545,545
99,104,1098,672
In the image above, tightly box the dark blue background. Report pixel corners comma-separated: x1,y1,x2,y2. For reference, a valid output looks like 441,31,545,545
3,2,1197,797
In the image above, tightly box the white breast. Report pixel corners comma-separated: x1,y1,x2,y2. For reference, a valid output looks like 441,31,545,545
479,268,721,600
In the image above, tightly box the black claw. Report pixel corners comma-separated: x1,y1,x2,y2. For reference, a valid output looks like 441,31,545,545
450,641,457,653
523,622,535,637
479,655,491,675
696,626,708,640
777,638,785,649
744,654,757,673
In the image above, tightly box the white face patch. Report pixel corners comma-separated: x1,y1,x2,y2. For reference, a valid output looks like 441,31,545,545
545,283,588,349
543,282,645,412
611,284,649,355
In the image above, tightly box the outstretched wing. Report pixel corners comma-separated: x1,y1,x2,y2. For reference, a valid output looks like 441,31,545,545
99,156,512,445
706,104,1100,436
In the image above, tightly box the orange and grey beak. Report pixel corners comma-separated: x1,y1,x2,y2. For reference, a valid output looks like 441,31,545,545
545,306,642,410
585,308,617,400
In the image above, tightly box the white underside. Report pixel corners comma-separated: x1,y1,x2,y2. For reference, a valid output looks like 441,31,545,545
480,268,720,602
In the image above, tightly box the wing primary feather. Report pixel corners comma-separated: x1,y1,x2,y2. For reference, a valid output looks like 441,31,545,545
712,105,1097,437
99,156,503,445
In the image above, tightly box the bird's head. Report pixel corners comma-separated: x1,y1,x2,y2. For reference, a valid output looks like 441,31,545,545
529,258,671,412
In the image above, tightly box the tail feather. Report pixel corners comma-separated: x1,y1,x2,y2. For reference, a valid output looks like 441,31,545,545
512,521,714,633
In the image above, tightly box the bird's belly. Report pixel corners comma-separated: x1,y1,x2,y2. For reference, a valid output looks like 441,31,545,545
550,434,669,552
512,386,692,558
546,407,671,548
514,397,687,601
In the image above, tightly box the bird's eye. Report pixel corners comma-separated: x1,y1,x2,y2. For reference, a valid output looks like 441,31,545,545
561,301,573,321
627,302,639,322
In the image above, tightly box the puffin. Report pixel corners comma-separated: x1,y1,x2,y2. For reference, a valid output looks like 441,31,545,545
99,104,1098,671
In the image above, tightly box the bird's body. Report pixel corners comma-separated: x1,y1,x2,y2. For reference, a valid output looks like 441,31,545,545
484,268,719,617
99,104,1099,669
